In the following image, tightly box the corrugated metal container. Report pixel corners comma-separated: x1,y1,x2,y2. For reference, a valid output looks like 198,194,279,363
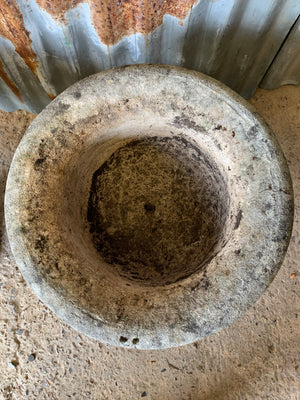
0,0,299,113
261,15,300,89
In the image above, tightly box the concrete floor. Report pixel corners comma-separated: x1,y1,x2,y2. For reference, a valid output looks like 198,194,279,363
0,86,299,399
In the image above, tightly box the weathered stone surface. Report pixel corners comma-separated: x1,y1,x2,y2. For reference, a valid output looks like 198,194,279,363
5,65,293,349
0,86,299,399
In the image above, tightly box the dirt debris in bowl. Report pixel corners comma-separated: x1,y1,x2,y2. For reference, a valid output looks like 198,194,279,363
0,84,299,399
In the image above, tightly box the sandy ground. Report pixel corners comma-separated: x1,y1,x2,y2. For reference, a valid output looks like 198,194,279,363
0,86,299,400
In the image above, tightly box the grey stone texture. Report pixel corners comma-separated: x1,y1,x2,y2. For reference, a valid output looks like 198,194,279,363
4,66,293,349
0,75,299,398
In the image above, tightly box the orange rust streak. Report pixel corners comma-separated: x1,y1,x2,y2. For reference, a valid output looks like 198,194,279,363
36,0,196,46
36,0,83,19
0,1,39,77
0,59,23,102
47,92,56,100
0,0,196,88
89,0,197,45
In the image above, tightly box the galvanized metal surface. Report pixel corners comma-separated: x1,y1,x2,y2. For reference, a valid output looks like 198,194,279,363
0,0,299,113
261,15,300,89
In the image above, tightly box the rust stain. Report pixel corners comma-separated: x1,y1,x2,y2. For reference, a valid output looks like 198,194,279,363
0,59,23,102
0,0,195,95
36,0,83,19
36,0,196,45
47,92,56,100
0,1,39,77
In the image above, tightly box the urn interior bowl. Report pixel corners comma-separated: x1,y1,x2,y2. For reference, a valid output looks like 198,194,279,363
5,65,293,349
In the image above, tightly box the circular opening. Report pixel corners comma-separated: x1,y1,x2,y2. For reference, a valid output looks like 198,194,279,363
5,65,293,349
84,135,230,286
